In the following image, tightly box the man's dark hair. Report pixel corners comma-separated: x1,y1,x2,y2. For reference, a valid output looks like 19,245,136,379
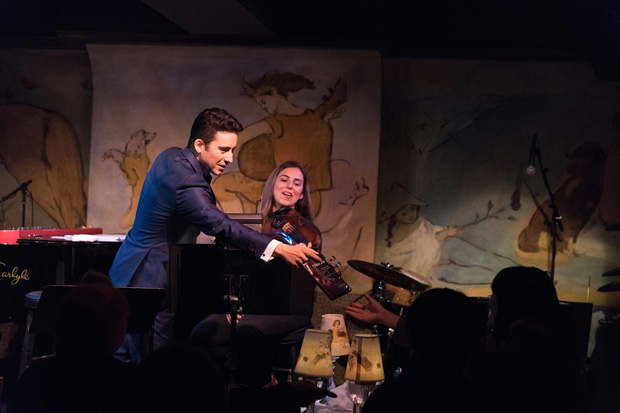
491,266,560,344
405,288,478,370
187,108,243,155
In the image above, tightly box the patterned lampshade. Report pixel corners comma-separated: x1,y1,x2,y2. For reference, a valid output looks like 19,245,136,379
294,329,333,378
344,334,384,383
320,313,350,356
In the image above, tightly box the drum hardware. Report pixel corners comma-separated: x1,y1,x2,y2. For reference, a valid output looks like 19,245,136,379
374,278,388,304
602,267,620,277
347,260,431,291
385,326,395,359
347,260,432,384
348,260,431,309
606,223,620,231
597,280,620,293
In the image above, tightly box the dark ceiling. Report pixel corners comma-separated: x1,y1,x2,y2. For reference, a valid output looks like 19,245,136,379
1,0,620,64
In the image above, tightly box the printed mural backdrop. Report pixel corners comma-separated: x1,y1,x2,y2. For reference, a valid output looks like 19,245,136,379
87,44,381,293
3,47,620,307
0,49,92,229
377,59,620,307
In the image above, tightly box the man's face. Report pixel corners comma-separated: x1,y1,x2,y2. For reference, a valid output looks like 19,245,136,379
195,131,237,175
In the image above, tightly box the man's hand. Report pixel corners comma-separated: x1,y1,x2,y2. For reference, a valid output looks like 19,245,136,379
345,292,400,329
273,242,320,267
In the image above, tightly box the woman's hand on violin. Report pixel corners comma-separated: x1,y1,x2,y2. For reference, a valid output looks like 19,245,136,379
273,242,320,267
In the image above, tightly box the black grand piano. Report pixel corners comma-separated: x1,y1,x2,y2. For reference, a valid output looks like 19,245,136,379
0,228,313,397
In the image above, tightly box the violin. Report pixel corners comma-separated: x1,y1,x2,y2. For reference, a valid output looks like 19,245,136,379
263,207,351,300
263,207,322,250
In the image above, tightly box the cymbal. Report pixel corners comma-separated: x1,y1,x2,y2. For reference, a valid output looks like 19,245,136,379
598,281,620,293
347,260,431,291
602,267,620,277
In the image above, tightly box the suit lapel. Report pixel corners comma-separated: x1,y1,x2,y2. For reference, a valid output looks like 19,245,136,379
181,147,216,204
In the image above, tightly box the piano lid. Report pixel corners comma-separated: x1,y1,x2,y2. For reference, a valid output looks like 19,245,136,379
0,227,104,245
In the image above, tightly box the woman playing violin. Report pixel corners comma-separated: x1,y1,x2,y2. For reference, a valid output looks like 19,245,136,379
259,160,321,250
190,161,319,387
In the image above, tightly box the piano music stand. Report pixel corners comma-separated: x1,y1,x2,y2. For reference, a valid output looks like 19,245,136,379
222,272,247,384
19,285,165,376
170,244,315,340
169,243,316,386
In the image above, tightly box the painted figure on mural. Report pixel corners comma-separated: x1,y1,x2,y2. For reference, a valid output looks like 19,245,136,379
518,140,606,254
0,103,87,228
379,195,459,279
102,129,156,228
212,71,347,213
376,184,517,286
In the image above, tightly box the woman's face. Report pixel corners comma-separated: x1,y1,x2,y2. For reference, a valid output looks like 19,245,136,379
396,205,419,224
273,167,304,210
253,88,281,114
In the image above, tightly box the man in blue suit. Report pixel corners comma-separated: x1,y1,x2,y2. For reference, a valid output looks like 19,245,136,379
109,108,319,362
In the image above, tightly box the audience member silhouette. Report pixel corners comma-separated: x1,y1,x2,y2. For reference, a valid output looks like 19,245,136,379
124,342,228,413
125,339,336,413
229,375,338,413
226,325,337,412
9,274,133,413
469,266,585,413
584,313,620,412
231,324,274,388
190,316,283,388
362,288,481,413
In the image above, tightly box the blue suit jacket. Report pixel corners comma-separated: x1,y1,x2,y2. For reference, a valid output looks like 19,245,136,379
109,147,271,291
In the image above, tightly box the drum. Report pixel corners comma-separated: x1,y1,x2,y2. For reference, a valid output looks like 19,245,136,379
347,260,431,315
373,281,423,307
349,261,431,309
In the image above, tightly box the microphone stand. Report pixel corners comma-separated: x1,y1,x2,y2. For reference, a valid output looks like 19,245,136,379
0,180,33,228
21,185,28,227
532,139,563,282
223,272,248,386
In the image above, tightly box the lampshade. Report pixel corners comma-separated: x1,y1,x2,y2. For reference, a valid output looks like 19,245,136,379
294,329,333,378
344,334,384,383
320,313,350,356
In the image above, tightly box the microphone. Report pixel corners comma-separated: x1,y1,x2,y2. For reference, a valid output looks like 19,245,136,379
526,135,538,176
18,180,32,190
0,180,33,203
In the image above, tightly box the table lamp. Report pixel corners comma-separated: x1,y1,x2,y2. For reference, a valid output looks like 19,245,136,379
294,329,333,413
320,313,350,393
320,313,351,357
344,334,384,412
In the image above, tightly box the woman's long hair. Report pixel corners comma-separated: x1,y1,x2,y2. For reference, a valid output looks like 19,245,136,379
257,161,314,226
241,71,315,98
